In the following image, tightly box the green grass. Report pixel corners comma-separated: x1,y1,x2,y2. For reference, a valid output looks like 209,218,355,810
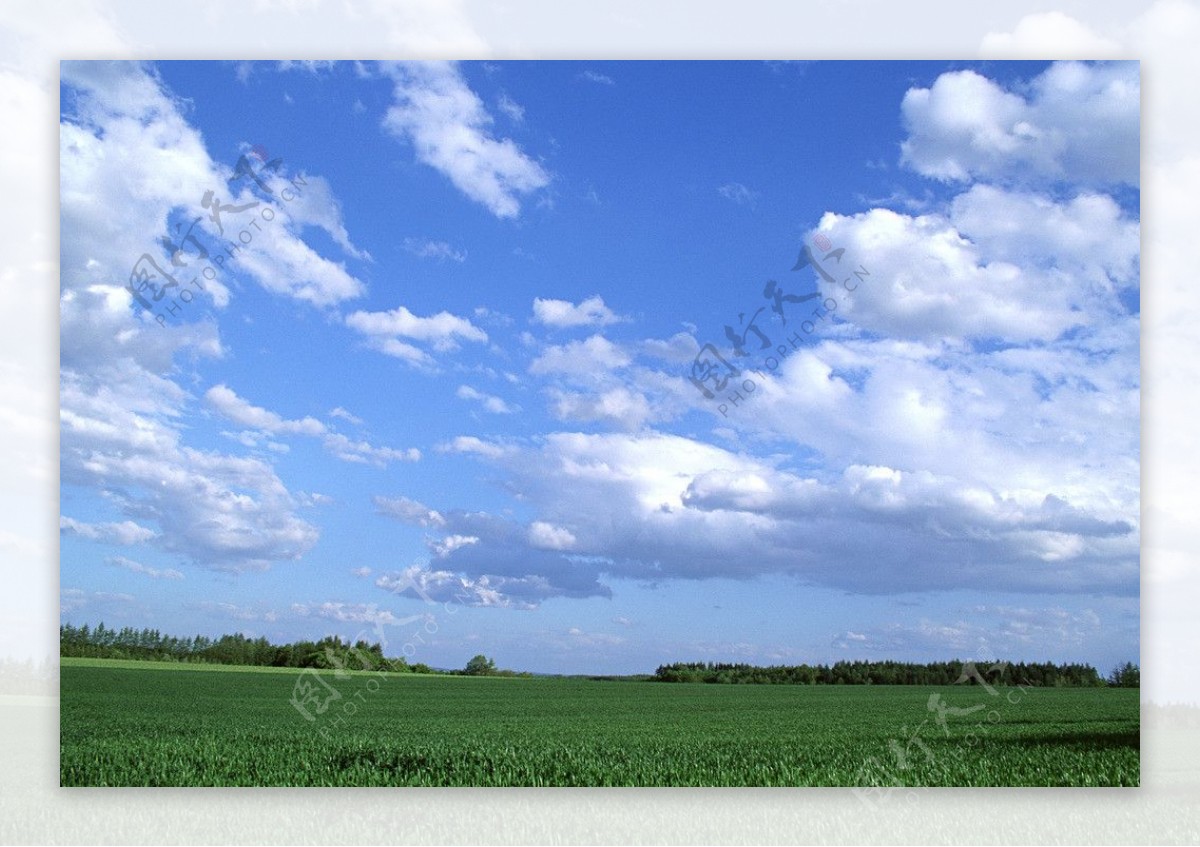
60,660,1139,787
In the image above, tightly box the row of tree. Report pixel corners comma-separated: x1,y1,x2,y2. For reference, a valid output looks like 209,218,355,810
652,659,1131,687
60,623,524,677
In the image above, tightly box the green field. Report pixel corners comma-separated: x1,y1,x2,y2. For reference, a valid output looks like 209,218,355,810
60,659,1139,787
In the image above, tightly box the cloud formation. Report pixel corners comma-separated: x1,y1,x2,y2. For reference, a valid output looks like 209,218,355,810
381,61,550,218
900,61,1139,187
532,295,626,328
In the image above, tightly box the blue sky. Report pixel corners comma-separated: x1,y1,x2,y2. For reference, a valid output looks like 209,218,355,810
59,60,1140,675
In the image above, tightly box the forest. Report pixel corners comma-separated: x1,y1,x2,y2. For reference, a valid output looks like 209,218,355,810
651,659,1132,687
60,623,1136,686
59,622,526,677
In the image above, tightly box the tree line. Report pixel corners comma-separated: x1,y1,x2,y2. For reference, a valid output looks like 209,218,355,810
652,659,1135,687
60,623,1136,686
60,622,526,677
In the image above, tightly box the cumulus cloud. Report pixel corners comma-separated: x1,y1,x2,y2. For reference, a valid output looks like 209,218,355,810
806,184,1138,342
529,334,631,376
381,61,550,218
532,295,625,328
322,433,420,467
406,428,1136,598
329,406,363,425
437,435,514,459
61,368,319,573
456,384,517,414
206,384,417,467
374,495,447,528
205,384,326,436
376,564,542,610
528,521,576,551
430,534,480,558
345,304,487,367
61,516,156,546
369,503,616,608
61,61,366,314
548,386,653,430
980,12,1124,57
106,555,184,580
55,62,393,575
899,61,1139,187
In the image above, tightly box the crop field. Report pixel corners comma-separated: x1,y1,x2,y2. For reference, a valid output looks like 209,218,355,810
60,659,1139,787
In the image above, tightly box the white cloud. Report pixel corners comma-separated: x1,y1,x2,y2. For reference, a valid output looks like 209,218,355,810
376,565,539,610
899,61,1139,187
276,60,339,75
830,604,1118,658
374,495,447,528
55,61,388,577
193,601,279,623
205,384,326,436
564,626,624,647
529,334,631,377
329,406,363,425
61,366,319,573
106,555,184,580
402,237,467,262
807,186,1137,342
351,566,373,578
271,169,370,260
532,295,625,328
291,601,421,628
948,185,1139,288
322,433,420,467
549,386,653,431
496,92,524,122
61,588,135,615
456,384,517,414
381,61,550,218
528,521,576,551
438,435,514,459
206,384,415,467
980,11,1124,57
426,427,1135,598
60,516,156,546
581,70,614,86
345,304,487,365
60,61,367,313
430,534,480,558
717,182,759,207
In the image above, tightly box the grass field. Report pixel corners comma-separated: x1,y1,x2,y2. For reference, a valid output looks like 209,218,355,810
60,659,1139,787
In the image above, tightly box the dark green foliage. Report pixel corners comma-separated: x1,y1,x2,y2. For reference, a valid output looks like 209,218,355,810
1107,661,1140,687
653,659,1106,687
60,661,1139,787
462,654,497,676
60,622,411,673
